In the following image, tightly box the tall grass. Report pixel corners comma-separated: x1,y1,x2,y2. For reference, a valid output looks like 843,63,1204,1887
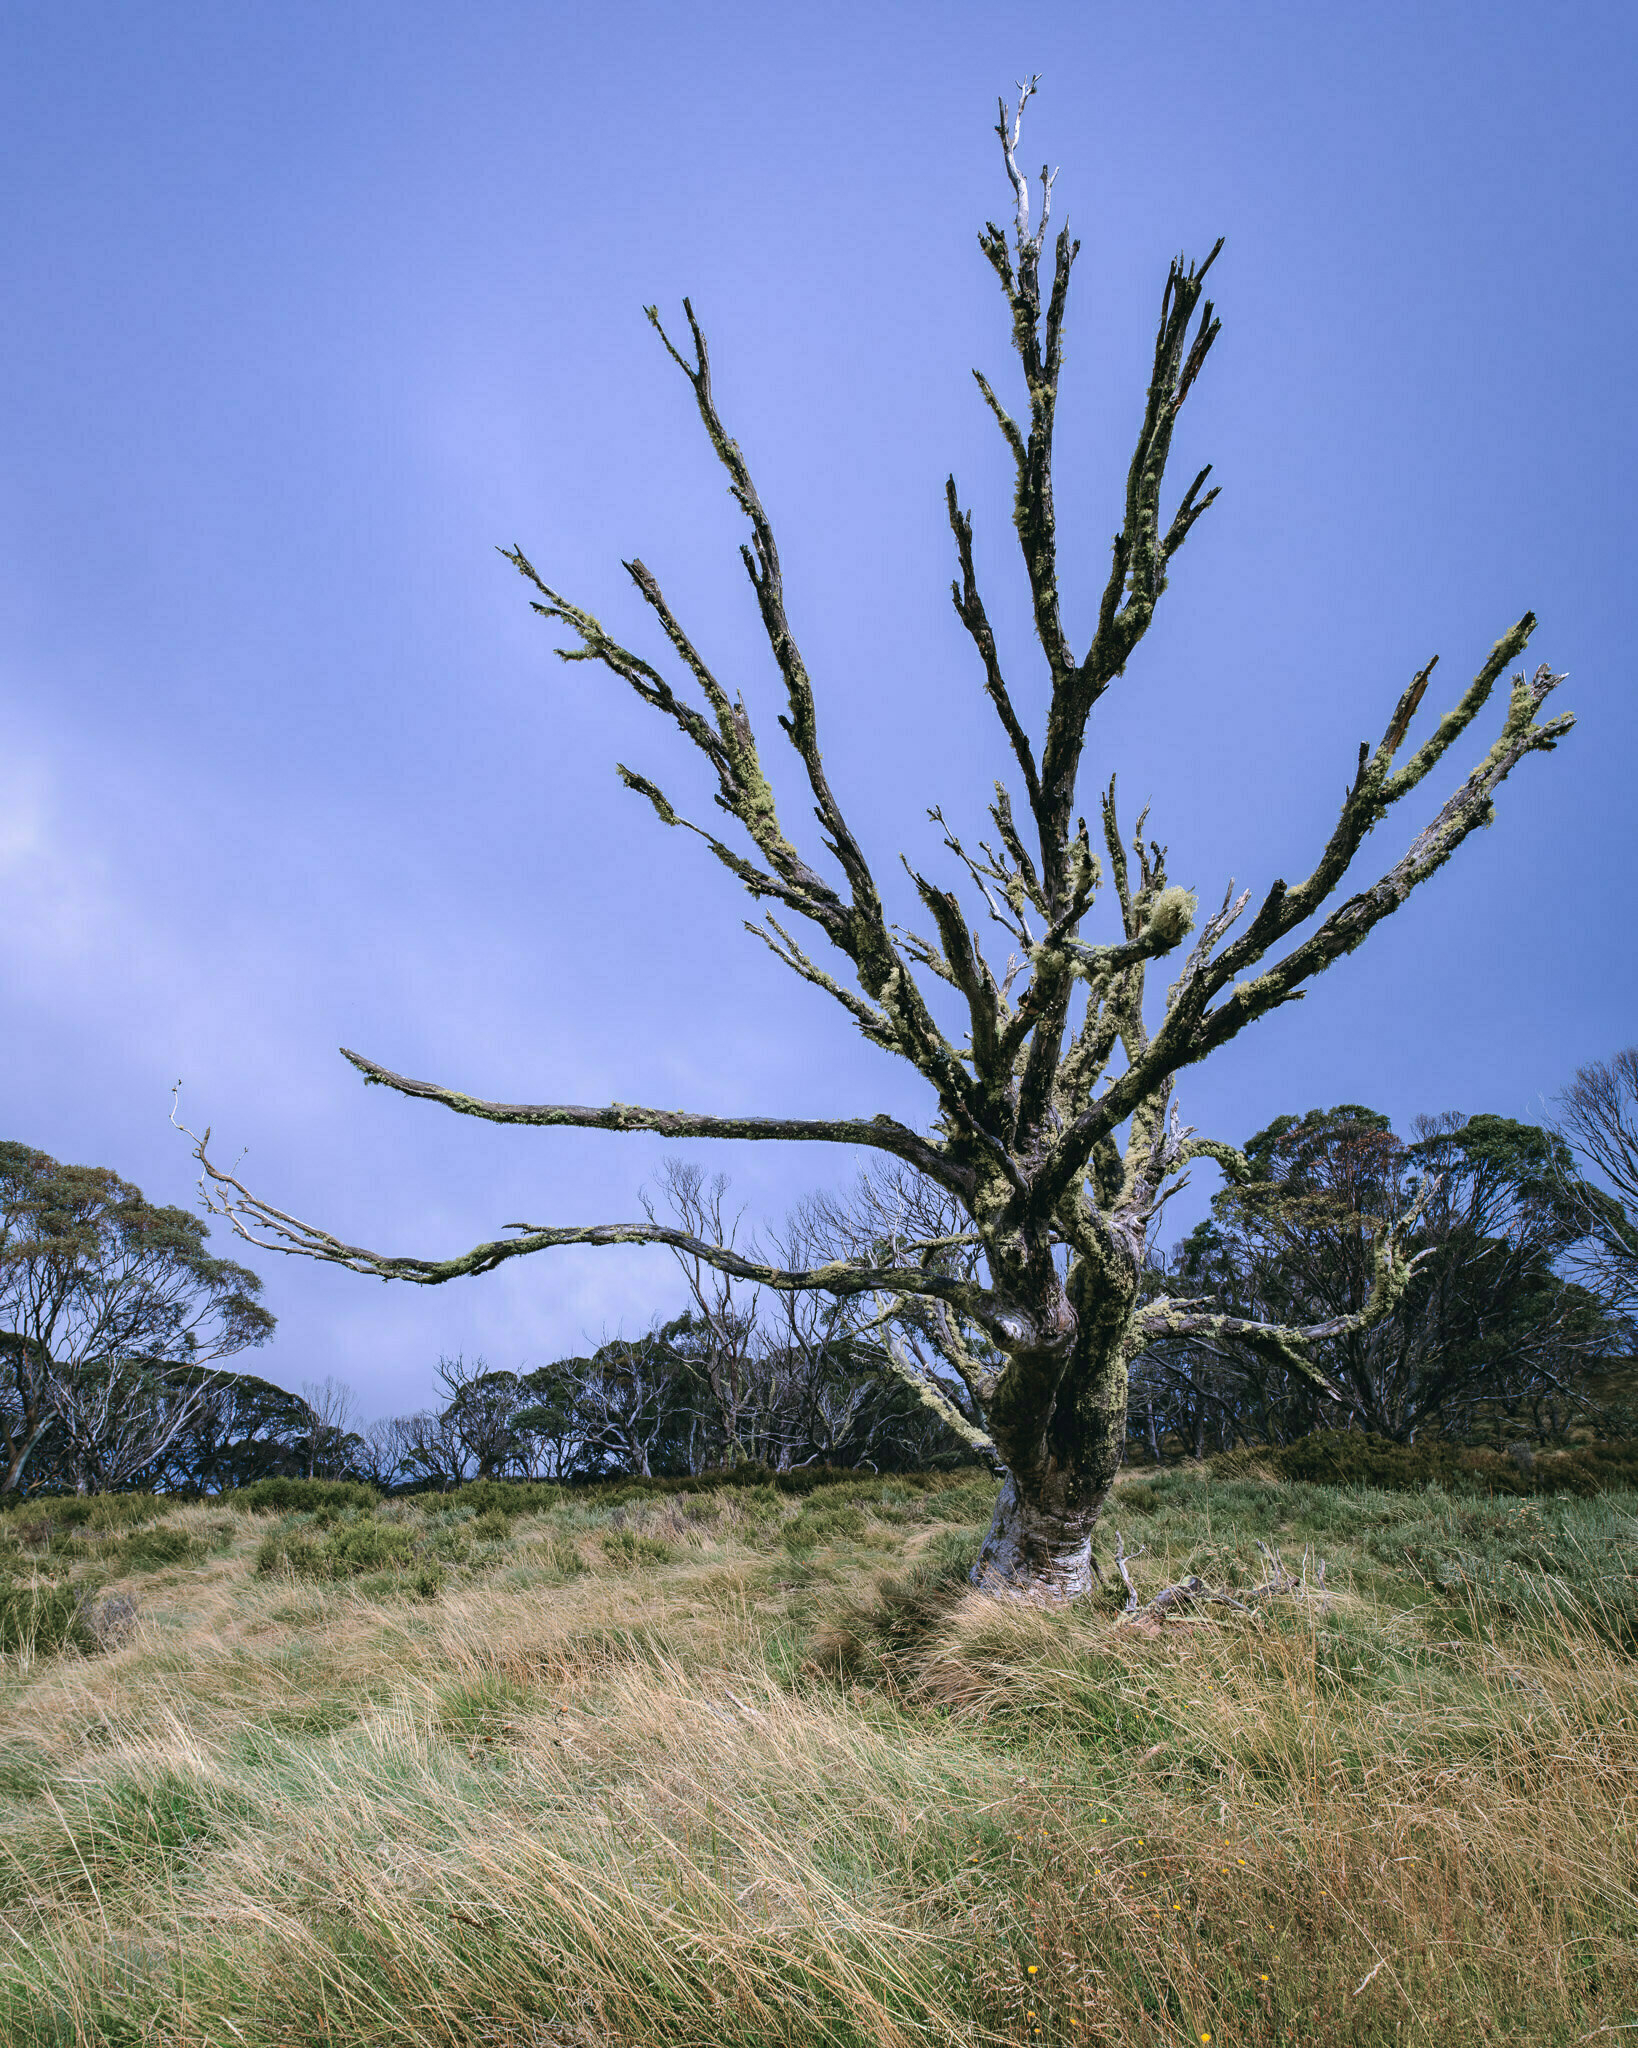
0,1468,1633,2044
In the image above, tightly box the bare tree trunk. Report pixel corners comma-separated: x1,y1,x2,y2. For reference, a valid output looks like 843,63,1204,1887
972,1264,1135,1601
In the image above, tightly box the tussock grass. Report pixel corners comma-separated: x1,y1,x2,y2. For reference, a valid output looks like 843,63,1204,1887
0,1467,1633,2043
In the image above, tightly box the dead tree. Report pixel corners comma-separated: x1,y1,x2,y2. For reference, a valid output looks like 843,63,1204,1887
192,85,1573,1599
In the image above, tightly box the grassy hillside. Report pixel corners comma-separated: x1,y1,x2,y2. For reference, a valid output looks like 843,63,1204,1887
0,1464,1634,2046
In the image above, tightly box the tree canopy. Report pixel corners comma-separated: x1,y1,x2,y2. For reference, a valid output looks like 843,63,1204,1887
0,1140,274,1494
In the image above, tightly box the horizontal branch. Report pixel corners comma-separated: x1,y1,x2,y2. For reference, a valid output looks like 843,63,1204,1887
1132,1180,1440,1403
337,1048,957,1184
190,1129,1000,1319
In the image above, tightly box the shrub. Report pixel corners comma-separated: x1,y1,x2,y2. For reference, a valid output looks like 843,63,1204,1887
0,1494,162,1533
444,1479,563,1516
324,1519,417,1574
255,1516,417,1580
255,1531,323,1578
232,1478,380,1515
1213,1434,1638,1497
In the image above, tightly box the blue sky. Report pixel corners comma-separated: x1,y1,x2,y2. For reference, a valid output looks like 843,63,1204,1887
3,2,1633,1423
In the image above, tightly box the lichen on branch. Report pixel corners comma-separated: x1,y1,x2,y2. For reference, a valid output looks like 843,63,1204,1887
192,85,1574,1598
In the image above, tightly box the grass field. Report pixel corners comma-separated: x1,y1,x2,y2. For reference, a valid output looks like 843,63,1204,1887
0,1462,1634,2046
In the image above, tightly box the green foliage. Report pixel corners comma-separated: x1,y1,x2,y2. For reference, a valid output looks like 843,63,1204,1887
233,1476,380,1514
443,1477,564,1515
0,1139,275,1497
599,1528,673,1569
255,1514,417,1580
1148,1102,1628,1456
0,1493,162,1533
1217,1432,1638,1496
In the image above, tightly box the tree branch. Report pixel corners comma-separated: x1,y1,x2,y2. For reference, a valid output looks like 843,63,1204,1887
336,1047,958,1184
1036,651,1572,1212
189,1128,999,1321
1037,239,1223,850
877,1330,1003,1471
945,478,1043,817
1134,1178,1441,1404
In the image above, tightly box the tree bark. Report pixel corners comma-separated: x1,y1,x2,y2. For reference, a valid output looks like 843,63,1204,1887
971,1261,1135,1601
185,85,1572,1606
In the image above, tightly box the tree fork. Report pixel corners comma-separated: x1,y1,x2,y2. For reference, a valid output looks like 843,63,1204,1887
191,87,1573,1604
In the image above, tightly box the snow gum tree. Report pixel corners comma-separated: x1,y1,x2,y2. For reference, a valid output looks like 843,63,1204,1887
195,86,1574,1600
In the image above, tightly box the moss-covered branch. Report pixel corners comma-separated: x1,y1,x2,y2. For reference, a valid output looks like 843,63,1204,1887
336,1049,958,1186
1132,1180,1440,1405
191,1130,1008,1327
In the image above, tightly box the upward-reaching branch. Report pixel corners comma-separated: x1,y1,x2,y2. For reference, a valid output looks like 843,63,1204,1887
643,299,885,942
1037,240,1222,852
184,85,1576,1606
504,307,1010,1159
1032,641,1573,1216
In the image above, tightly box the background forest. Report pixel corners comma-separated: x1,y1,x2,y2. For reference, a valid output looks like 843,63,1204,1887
6,1052,1635,1500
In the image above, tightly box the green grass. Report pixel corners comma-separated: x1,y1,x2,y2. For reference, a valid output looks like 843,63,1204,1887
0,1463,1634,2044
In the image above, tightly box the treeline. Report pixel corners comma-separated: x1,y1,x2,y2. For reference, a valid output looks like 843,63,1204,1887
1131,1100,1637,1459
0,1140,274,1497
287,1325,977,1492
0,1324,978,1497
6,1057,1635,1494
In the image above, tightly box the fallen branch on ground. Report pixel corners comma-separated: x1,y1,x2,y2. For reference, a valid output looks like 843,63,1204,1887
1106,1535,1329,1621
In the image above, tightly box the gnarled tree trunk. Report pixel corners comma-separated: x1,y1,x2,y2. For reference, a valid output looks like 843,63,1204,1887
191,83,1572,1602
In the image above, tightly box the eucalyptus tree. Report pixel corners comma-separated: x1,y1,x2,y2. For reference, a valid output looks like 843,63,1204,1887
1553,1048,1638,1319
573,1323,699,1479
194,87,1573,1598
2,1140,273,1495
1143,1107,1617,1450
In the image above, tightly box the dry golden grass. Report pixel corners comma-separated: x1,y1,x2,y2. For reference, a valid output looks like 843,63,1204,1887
0,1469,1634,2045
